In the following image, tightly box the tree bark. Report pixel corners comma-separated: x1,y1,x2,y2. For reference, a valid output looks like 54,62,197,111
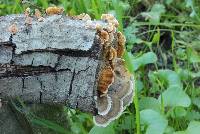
0,14,107,114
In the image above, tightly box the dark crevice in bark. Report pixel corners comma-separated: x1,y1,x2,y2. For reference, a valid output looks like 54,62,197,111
31,58,34,66
0,65,71,79
68,69,76,97
76,66,90,75
22,77,25,93
54,55,61,69
76,101,79,109
1,38,101,60
39,91,42,104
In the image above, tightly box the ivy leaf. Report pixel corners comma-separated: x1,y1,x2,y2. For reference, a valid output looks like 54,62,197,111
159,86,191,107
140,109,168,134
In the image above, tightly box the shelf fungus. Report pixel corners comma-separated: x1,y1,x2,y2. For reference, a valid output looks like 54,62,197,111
46,6,64,15
94,14,135,127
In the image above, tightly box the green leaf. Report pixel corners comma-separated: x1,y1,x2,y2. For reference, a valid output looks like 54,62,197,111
176,48,187,60
170,107,187,118
165,0,173,5
177,68,200,80
124,24,143,45
187,47,200,63
141,4,165,24
135,80,144,92
174,131,187,134
120,115,135,130
174,121,200,134
186,121,200,134
185,0,197,18
89,124,115,134
140,109,168,134
152,29,160,44
192,97,200,109
139,97,161,112
154,70,183,88
124,51,135,73
186,110,200,121
132,52,157,71
164,126,175,134
159,86,191,107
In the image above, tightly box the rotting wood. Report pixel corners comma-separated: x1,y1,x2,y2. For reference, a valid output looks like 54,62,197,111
0,13,135,129
0,14,108,114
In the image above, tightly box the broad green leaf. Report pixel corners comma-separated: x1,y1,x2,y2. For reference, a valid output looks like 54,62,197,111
159,86,191,107
177,68,200,80
186,121,200,134
170,107,187,118
89,124,115,134
192,97,200,109
174,121,200,134
135,80,144,92
141,4,165,24
164,126,175,134
140,109,168,134
154,70,183,88
132,52,157,71
186,110,200,121
139,97,160,112
174,131,187,134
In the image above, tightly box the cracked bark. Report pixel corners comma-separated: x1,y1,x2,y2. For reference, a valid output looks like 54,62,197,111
0,14,110,133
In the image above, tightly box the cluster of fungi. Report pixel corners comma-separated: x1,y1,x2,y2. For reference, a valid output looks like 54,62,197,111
94,14,134,127
8,6,134,127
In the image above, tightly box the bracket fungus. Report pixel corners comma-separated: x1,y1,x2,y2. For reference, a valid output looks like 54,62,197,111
94,14,135,127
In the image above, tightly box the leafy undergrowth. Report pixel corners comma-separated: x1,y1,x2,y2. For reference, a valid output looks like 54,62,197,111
1,0,200,134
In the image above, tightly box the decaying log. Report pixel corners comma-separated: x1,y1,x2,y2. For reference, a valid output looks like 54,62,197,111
0,14,108,114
